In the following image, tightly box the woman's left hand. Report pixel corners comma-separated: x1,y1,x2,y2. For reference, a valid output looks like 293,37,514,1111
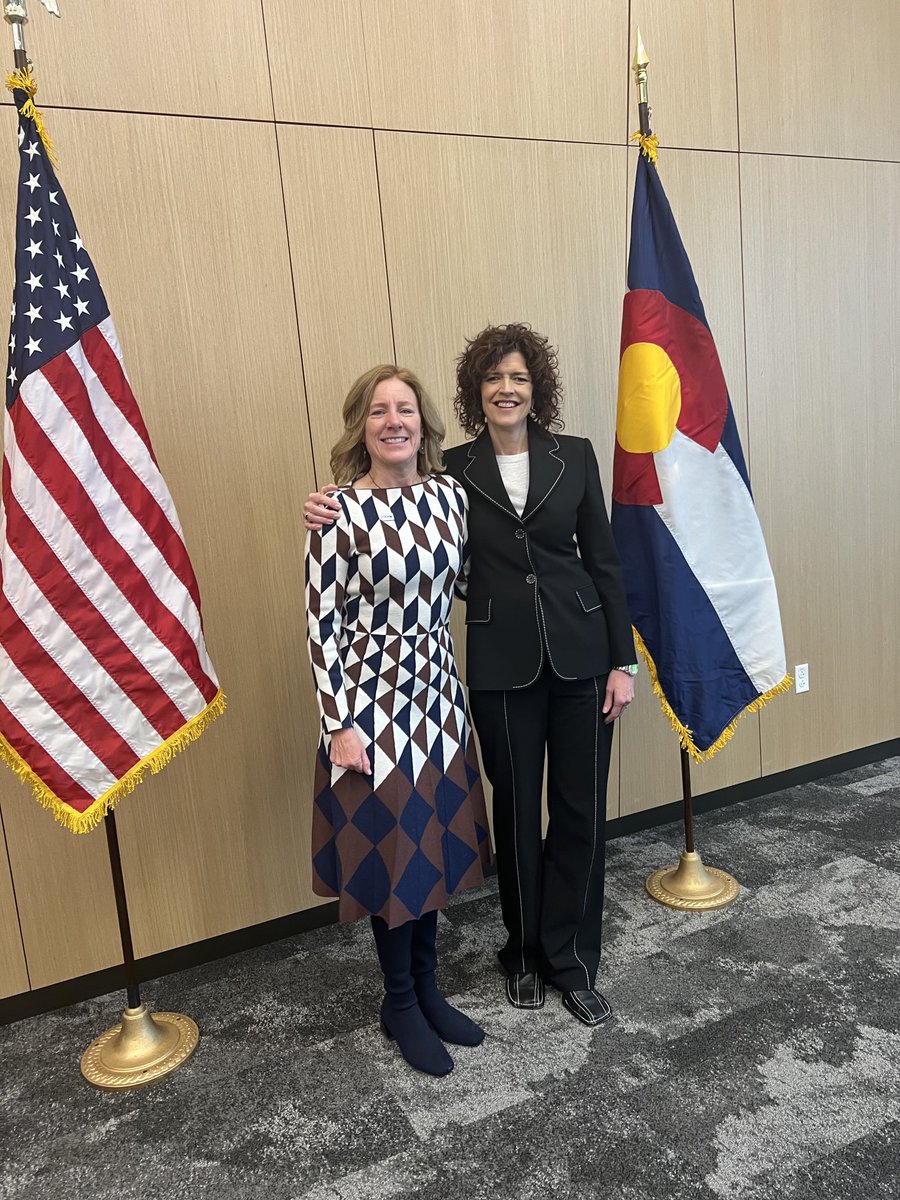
603,670,635,724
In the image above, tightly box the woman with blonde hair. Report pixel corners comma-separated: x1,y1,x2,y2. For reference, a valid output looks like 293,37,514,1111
305,364,491,1077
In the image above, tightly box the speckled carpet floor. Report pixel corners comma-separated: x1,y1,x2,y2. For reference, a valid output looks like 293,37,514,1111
2,757,899,1200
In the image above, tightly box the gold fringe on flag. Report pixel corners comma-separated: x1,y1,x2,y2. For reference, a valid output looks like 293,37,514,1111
630,130,659,166
633,627,792,763
5,67,59,166
0,691,226,834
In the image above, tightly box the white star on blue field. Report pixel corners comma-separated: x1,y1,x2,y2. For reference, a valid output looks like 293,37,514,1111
6,98,109,406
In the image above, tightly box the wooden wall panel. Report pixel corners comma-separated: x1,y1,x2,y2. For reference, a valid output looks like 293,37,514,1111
618,680,761,819
0,828,29,999
265,0,371,127
741,154,900,773
0,796,121,989
102,109,325,957
630,0,738,151
619,148,761,814
6,0,272,121
375,131,626,815
278,125,394,481
364,1,628,143
375,132,627,464
735,0,900,159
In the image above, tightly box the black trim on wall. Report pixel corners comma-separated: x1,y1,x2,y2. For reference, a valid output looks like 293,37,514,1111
2,737,897,1026
605,736,900,840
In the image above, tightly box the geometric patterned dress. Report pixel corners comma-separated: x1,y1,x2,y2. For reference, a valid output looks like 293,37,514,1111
305,474,491,928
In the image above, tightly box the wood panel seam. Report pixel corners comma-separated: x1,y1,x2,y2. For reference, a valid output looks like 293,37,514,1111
271,122,319,479
731,0,742,157
371,131,397,364
734,153,763,788
257,0,279,126
356,0,375,129
0,802,31,991
259,2,317,481
19,105,897,164
625,0,634,147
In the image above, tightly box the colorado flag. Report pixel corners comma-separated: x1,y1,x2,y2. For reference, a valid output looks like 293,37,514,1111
611,148,789,760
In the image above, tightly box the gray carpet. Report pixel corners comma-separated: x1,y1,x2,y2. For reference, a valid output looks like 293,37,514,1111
2,758,899,1200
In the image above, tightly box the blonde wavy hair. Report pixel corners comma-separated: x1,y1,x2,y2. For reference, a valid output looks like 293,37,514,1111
330,365,445,485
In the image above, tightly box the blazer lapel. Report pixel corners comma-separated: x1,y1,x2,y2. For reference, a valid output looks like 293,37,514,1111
522,422,565,522
462,430,519,520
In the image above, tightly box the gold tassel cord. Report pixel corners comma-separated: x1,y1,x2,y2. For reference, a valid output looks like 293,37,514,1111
0,691,226,835
633,627,792,763
630,130,659,166
5,67,59,167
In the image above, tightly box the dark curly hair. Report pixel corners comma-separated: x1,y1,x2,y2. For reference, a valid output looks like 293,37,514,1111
454,323,564,438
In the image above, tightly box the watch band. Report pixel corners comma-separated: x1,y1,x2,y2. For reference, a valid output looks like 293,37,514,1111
613,664,638,676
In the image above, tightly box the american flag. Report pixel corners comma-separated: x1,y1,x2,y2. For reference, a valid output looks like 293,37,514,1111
1,74,224,833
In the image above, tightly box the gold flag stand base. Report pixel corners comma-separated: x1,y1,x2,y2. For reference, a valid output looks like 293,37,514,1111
645,850,740,911
78,815,200,1090
80,1004,199,1091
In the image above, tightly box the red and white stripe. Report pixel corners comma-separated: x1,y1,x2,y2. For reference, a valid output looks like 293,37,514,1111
0,315,220,815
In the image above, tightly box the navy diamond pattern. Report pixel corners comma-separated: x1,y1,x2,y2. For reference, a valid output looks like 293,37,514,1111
351,793,397,846
393,848,442,919
398,790,433,846
441,829,479,894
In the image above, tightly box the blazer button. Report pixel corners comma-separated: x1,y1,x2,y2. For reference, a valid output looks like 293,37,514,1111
515,529,525,539
526,573,536,584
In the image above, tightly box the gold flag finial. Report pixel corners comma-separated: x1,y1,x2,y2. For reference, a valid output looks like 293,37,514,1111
630,27,658,162
632,28,650,109
633,27,649,73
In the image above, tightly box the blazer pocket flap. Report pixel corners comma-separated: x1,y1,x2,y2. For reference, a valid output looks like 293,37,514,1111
465,598,492,624
575,584,602,613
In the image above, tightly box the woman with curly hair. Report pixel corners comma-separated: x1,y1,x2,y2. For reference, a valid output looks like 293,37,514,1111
305,326,636,1027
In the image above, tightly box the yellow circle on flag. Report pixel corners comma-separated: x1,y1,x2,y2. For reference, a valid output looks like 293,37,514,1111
617,342,682,453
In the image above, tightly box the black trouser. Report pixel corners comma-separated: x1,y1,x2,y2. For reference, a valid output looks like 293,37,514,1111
469,665,614,991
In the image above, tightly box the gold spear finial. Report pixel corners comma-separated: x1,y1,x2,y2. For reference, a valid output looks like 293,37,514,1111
633,28,649,73
630,28,658,163
632,28,649,108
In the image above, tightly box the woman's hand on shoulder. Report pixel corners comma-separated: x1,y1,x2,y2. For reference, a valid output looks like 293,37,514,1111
304,485,341,532
329,727,371,775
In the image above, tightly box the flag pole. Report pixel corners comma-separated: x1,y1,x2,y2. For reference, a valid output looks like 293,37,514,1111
645,745,739,911
79,810,200,1091
3,2,31,70
633,27,651,140
627,30,739,912
4,3,200,1087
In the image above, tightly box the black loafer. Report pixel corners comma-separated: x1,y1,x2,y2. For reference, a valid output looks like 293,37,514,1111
505,972,545,1009
562,988,612,1026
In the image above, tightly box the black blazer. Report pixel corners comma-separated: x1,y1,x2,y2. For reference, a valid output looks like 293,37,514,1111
442,423,636,691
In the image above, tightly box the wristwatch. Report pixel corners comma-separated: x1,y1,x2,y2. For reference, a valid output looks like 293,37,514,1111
613,664,638,676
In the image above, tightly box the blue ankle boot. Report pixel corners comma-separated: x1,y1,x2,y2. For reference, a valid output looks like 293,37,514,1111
411,911,485,1047
371,916,454,1076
